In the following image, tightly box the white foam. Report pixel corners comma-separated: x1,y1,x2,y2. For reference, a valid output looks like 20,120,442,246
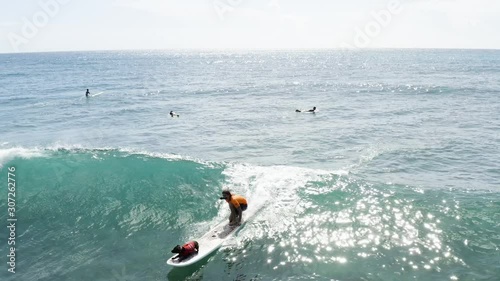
1,143,209,168
220,163,345,232
212,163,349,251
118,149,191,161
0,147,45,168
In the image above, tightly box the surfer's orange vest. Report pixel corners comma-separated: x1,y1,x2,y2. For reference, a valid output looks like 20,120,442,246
229,195,247,208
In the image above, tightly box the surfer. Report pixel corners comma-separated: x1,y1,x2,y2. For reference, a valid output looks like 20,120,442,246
85,89,90,98
170,111,179,117
220,190,247,226
295,106,316,113
171,241,199,261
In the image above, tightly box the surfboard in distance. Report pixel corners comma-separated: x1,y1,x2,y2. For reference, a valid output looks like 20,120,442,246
166,220,244,267
91,92,104,97
295,109,317,113
296,105,317,113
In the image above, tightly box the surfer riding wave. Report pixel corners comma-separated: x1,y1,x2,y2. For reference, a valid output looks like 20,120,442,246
220,190,247,226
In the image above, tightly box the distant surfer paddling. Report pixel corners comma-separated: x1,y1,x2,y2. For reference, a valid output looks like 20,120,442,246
85,89,90,98
295,106,316,113
170,111,179,117
220,190,247,226
171,241,199,262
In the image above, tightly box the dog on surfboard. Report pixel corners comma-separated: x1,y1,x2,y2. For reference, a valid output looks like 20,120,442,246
170,241,199,261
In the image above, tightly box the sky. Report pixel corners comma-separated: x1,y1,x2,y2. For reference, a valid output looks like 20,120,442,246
0,0,499,53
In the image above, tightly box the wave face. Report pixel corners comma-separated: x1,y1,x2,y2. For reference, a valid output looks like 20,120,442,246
0,148,499,281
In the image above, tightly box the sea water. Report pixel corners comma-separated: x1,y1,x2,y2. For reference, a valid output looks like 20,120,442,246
0,49,499,280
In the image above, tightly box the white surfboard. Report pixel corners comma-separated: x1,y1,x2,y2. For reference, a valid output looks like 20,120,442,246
166,220,244,267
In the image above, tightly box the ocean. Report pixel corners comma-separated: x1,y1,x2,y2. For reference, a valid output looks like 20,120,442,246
0,49,499,281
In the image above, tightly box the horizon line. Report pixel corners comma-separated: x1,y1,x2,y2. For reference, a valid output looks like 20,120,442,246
1,46,500,55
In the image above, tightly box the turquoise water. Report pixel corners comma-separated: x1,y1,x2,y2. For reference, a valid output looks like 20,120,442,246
0,50,499,280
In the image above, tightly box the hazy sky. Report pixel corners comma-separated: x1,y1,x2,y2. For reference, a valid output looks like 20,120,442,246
0,0,499,53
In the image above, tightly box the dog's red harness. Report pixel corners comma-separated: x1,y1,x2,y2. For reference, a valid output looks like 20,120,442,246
182,241,197,255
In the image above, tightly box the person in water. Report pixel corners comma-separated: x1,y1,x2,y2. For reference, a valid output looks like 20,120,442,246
220,190,247,226
170,111,179,117
295,106,316,113
171,240,199,261
85,89,90,97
